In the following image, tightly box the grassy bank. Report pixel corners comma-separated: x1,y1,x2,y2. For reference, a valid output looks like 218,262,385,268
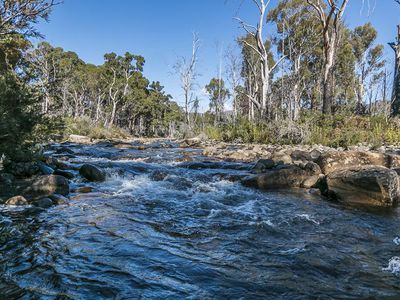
203,114,400,148
64,117,130,140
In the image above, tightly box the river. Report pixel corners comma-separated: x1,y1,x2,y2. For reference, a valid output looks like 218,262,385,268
1,141,400,299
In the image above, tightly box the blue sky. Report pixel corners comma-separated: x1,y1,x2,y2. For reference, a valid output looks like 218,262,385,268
36,0,400,111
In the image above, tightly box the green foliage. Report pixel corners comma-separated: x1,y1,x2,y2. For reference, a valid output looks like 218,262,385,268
0,71,61,161
202,114,400,148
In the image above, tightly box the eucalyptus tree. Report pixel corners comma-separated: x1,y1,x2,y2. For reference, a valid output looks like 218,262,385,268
174,33,200,128
235,0,284,119
225,47,242,120
205,78,230,124
306,0,349,114
268,0,321,120
238,34,275,121
103,52,145,127
0,0,57,38
27,42,85,114
351,23,385,113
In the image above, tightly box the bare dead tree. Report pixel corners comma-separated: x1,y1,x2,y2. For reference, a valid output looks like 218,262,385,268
174,33,200,128
225,46,242,120
235,0,285,119
306,0,349,114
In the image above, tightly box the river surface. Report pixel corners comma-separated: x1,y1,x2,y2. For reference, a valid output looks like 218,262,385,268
1,141,400,299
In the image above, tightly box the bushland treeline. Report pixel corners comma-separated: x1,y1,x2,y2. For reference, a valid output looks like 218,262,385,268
0,0,400,162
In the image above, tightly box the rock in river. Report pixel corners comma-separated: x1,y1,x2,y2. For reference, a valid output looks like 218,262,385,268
242,164,321,190
79,164,106,182
317,151,389,174
5,195,29,206
23,175,70,199
33,198,54,209
326,166,400,207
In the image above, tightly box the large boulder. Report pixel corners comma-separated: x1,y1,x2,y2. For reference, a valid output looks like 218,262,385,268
326,166,400,207
317,151,389,174
242,164,321,190
79,164,106,182
23,175,70,199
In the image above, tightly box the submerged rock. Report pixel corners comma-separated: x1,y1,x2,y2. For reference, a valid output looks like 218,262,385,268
150,170,168,181
73,186,94,193
5,195,29,206
38,162,54,175
33,198,53,208
79,164,106,182
54,169,74,179
326,166,400,207
49,194,69,205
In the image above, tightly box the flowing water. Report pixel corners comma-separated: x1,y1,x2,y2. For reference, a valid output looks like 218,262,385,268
1,141,400,299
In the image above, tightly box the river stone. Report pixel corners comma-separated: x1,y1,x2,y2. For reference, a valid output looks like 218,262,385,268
252,159,275,173
5,195,28,206
79,164,106,182
290,150,311,162
271,153,292,165
150,170,168,181
387,154,400,169
73,186,93,193
38,162,54,175
55,147,75,154
317,151,389,174
0,172,14,185
242,165,320,190
33,198,53,208
49,194,69,205
23,175,70,199
54,169,74,179
326,166,400,207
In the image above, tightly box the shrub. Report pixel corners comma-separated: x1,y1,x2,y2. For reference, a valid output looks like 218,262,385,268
199,113,400,147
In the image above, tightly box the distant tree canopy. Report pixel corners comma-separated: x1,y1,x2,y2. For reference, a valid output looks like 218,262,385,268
26,42,182,136
1,0,400,159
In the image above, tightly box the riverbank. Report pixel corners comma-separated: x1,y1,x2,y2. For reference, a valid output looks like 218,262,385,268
2,135,400,209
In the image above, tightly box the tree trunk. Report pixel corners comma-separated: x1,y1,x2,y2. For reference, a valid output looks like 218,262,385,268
391,25,400,117
109,100,118,127
322,37,336,114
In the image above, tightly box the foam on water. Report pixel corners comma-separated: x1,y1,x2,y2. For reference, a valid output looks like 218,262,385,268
296,214,320,225
393,237,400,245
383,257,400,275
